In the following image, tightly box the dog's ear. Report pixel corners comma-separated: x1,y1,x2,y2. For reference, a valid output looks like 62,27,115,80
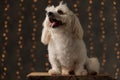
59,1,67,6
41,27,51,45
71,14,83,39
59,1,63,5
59,1,66,5
45,5,54,12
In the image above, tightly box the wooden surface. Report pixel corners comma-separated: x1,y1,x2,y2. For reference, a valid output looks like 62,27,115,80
27,72,115,80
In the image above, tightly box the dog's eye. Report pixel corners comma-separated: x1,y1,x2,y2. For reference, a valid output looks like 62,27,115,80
57,10,64,15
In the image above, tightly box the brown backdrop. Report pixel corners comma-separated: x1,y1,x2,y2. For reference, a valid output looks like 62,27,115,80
0,0,120,80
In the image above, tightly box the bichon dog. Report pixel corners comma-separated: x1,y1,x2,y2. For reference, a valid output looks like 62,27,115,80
41,1,100,75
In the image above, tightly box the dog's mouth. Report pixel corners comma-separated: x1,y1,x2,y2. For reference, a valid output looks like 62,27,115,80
49,17,64,28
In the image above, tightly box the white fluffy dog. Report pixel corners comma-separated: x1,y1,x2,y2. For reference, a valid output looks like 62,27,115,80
41,2,100,75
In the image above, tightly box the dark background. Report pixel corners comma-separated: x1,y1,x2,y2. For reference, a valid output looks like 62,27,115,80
0,0,120,80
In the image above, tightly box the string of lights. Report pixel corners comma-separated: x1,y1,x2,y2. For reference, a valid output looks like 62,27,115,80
99,0,107,67
48,0,52,6
113,0,120,61
73,0,80,16
0,0,9,80
29,0,38,72
87,0,94,57
112,0,120,79
16,0,25,80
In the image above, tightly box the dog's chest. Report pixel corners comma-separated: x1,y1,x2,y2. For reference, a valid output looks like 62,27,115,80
51,31,79,58
52,32,73,50
52,32,76,65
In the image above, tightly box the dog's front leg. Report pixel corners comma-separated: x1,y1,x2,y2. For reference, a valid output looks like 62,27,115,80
41,27,51,45
48,55,61,75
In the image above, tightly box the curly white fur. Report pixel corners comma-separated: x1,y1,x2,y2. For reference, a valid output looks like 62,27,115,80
41,1,100,75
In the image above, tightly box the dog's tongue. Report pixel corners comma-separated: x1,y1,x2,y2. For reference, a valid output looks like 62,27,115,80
50,22,57,28
51,22,55,27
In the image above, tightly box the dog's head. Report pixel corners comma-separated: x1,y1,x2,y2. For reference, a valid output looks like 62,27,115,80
42,1,83,39
43,1,74,29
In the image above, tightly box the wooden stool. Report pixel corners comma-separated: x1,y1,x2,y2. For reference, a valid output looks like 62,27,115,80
27,72,115,80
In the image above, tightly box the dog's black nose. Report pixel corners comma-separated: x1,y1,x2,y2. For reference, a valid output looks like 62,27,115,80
48,12,53,17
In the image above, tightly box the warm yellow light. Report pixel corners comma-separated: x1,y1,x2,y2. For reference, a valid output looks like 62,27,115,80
5,8,8,11
1,75,5,79
3,33,6,37
101,35,105,39
45,62,49,66
102,31,105,34
19,36,23,40
16,71,20,75
19,45,23,48
18,28,22,32
103,59,106,63
4,24,8,28
88,12,92,16
102,17,106,21
116,51,120,55
101,2,104,5
48,0,51,4
73,4,77,8
31,54,35,58
4,21,8,24
6,16,10,20
32,45,36,48
19,3,22,7
33,0,37,3
113,17,117,21
18,24,22,27
114,26,118,30
32,33,35,36
1,58,5,62
5,37,8,40
115,43,119,46
116,56,120,59
33,28,37,32
3,67,7,71
17,62,21,66
115,72,118,76
18,57,22,61
89,0,93,4
90,46,94,50
21,16,24,19
2,54,5,58
33,20,37,24
32,37,35,40
19,20,22,23
116,68,119,72
20,0,24,2
18,41,22,45
32,16,36,19
88,17,92,20
17,76,21,79
113,1,117,5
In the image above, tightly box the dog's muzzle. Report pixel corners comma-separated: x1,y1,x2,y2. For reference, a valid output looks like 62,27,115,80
47,12,64,28
48,12,54,17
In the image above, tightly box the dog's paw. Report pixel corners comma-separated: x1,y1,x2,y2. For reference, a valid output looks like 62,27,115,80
61,69,69,75
48,69,61,75
81,70,87,76
62,71,69,75
75,69,87,76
